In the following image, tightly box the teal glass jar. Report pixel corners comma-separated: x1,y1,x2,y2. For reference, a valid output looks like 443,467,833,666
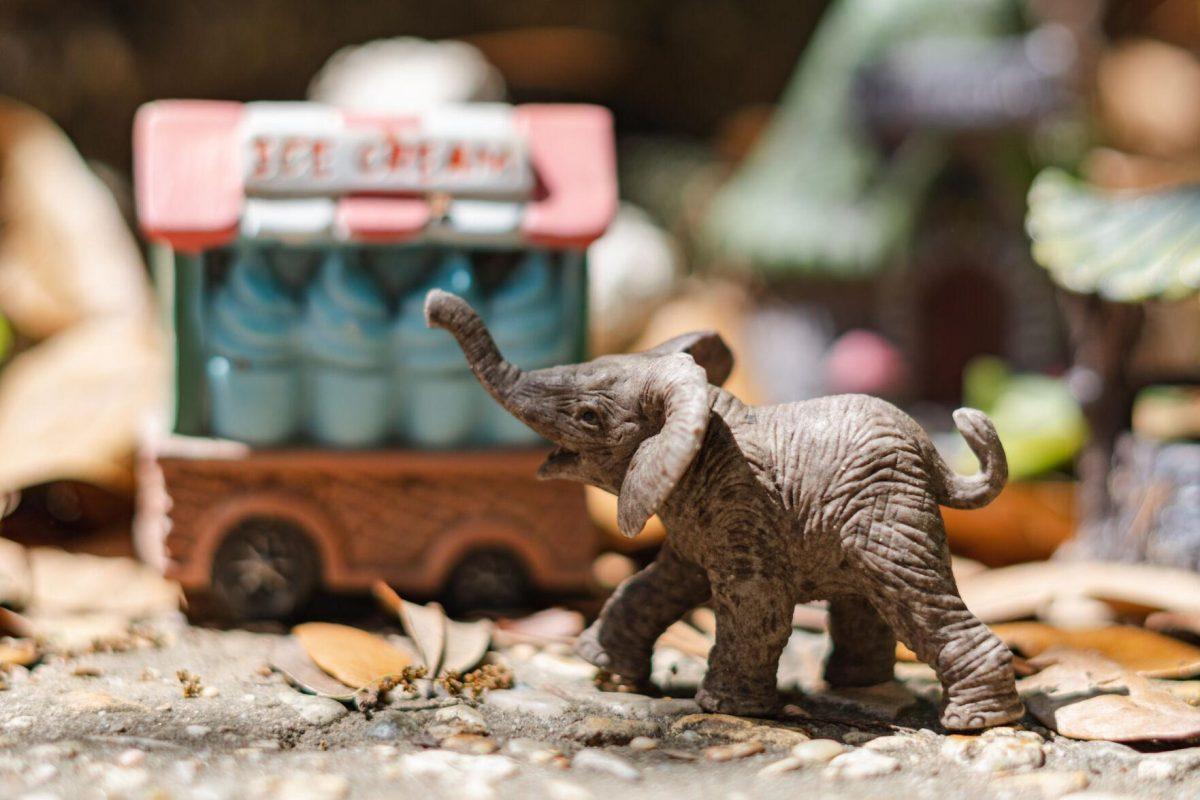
484,251,565,445
300,250,391,448
206,248,301,445
392,252,486,447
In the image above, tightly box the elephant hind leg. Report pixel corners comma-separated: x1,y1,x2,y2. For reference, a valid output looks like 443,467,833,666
848,512,1023,731
824,595,896,688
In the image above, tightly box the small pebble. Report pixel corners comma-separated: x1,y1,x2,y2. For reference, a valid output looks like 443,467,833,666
200,686,220,698
547,779,594,800
825,750,900,779
705,741,765,762
758,756,803,776
5,717,33,731
441,734,498,755
628,737,658,752
1137,758,1180,781
791,739,847,765
572,748,640,781
185,725,211,738
116,749,146,768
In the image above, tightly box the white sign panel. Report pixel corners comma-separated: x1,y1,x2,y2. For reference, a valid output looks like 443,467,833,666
241,103,533,198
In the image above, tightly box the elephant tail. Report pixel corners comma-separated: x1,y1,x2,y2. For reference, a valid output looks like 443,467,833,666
928,408,1008,510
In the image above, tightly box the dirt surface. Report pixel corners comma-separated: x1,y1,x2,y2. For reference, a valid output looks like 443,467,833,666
0,617,1198,799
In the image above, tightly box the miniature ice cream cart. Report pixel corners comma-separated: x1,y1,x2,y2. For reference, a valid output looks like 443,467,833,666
133,100,617,618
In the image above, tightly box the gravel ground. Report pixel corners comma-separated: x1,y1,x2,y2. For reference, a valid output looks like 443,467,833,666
1,618,1199,799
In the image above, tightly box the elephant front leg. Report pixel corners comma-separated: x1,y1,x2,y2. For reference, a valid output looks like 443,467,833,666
824,595,896,688
576,543,710,688
696,579,793,717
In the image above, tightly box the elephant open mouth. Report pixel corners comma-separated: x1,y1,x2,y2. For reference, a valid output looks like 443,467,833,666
538,446,580,479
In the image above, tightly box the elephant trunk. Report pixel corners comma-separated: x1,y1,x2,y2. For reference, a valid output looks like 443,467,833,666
423,289,526,412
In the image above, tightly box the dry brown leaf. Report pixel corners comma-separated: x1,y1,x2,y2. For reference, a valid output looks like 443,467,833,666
0,100,152,339
371,581,446,675
269,637,356,700
993,622,1200,678
27,548,179,618
292,622,413,689
0,319,162,493
493,608,584,647
956,561,1200,624
1019,648,1200,741
441,617,493,676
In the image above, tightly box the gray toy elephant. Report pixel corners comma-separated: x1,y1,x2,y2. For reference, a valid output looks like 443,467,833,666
425,289,1023,730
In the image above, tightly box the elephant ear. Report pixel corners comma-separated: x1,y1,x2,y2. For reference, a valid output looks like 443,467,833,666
641,331,734,386
617,354,712,538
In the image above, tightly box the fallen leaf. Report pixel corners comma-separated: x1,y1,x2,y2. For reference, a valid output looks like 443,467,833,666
27,548,179,618
371,582,445,675
292,622,413,689
495,608,584,643
268,637,356,700
1019,648,1200,741
441,617,493,675
993,622,1200,678
958,561,1200,624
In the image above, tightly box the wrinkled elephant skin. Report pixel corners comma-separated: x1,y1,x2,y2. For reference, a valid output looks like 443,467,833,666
425,289,1022,730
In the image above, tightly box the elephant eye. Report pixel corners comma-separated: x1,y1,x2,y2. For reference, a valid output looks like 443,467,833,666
577,409,600,427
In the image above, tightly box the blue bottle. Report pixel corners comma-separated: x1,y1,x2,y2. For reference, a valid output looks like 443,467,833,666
301,250,391,447
206,247,301,445
485,251,565,445
392,252,486,447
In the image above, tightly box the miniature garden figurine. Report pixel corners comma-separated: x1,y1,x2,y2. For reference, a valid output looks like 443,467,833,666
426,288,1023,730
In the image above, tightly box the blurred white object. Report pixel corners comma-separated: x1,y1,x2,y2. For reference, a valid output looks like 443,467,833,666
587,204,681,354
308,37,506,111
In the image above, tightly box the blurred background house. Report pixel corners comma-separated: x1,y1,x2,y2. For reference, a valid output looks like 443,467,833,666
0,0,1198,605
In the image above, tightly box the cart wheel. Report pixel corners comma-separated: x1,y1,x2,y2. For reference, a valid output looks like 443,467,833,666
445,548,530,613
211,516,320,621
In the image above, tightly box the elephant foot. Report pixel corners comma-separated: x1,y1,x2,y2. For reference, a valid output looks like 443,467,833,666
575,621,651,687
824,654,896,688
940,694,1025,731
695,685,780,718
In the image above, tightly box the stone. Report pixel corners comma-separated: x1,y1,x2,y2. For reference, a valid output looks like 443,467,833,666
249,772,350,800
60,691,146,714
942,734,1045,772
100,766,150,796
1137,758,1180,781
433,704,487,732
116,749,146,767
483,689,569,720
277,690,348,727
996,771,1090,799
571,749,640,781
185,725,210,738
368,711,421,741
863,735,919,753
824,750,900,779
758,757,803,776
669,714,808,748
565,716,660,746
705,741,765,761
628,736,658,752
441,734,498,755
502,738,560,759
546,779,594,800
790,739,847,765
399,751,517,792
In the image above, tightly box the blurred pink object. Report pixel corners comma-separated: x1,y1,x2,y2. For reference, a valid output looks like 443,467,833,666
824,329,908,397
